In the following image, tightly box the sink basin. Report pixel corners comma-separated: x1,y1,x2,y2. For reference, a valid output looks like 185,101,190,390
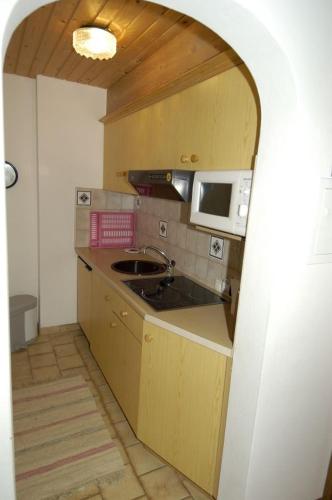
111,260,167,275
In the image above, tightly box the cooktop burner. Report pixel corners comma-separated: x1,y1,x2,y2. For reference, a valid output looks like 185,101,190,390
123,275,225,311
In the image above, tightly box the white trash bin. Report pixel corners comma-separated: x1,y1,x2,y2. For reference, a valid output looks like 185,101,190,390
10,295,38,352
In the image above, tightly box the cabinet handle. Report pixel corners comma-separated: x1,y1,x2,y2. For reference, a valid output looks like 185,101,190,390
180,154,190,163
120,311,128,317
110,322,117,328
104,295,111,302
190,154,199,163
144,334,153,343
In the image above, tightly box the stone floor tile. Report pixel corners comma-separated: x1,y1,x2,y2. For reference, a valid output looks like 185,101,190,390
83,355,99,372
105,401,126,424
12,376,34,389
59,323,80,333
11,363,32,379
75,336,90,351
61,366,90,380
11,350,29,363
50,333,76,346
115,421,139,448
181,479,213,500
140,466,189,500
102,416,117,439
95,399,107,416
90,369,107,387
112,438,130,465
30,352,57,368
54,343,78,357
99,464,144,500
28,341,53,355
32,365,60,382
98,384,115,404
57,354,84,370
57,482,99,499
34,333,50,343
86,495,102,500
127,443,165,476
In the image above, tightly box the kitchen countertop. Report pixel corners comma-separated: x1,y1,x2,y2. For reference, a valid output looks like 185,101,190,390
76,247,234,357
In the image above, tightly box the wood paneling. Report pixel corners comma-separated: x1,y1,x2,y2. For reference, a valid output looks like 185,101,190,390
4,0,241,97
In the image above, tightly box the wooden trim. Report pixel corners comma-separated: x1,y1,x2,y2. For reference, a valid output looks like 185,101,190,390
100,49,242,123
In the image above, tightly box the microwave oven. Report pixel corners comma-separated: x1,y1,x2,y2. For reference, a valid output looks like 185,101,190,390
190,170,253,236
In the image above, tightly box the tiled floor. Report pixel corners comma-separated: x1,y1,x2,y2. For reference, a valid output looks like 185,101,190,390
11,325,213,500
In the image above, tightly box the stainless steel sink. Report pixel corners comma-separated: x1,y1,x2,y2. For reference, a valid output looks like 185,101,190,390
111,260,167,275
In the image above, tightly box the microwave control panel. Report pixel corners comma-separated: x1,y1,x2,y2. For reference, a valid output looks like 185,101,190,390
237,178,252,220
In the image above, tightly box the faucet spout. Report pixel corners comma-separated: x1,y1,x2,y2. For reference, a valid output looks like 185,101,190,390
142,245,176,274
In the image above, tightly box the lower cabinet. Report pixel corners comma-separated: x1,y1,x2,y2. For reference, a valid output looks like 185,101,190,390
137,322,231,497
90,271,141,432
81,262,231,496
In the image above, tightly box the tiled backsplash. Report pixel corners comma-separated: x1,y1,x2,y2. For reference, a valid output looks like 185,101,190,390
75,188,136,247
136,196,244,291
75,188,244,292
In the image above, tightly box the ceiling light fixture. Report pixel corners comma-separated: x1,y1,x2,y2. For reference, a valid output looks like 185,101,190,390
73,27,117,61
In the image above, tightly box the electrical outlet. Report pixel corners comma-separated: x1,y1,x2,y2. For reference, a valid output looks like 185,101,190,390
209,236,224,260
159,220,168,238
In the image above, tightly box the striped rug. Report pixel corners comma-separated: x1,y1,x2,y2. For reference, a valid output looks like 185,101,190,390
13,376,124,499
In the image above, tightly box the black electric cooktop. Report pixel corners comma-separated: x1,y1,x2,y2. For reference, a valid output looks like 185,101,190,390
123,275,225,312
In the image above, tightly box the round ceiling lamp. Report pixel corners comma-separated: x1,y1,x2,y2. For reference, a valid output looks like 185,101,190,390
73,27,117,61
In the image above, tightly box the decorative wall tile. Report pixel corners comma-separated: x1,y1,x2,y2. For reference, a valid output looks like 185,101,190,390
77,190,91,206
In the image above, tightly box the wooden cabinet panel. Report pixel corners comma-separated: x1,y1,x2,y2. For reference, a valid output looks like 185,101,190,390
103,64,259,193
77,257,93,341
90,271,141,432
138,322,231,496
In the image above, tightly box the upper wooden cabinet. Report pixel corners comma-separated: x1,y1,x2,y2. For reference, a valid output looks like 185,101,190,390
103,64,259,194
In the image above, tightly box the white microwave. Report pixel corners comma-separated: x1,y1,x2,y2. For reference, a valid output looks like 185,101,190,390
190,170,253,236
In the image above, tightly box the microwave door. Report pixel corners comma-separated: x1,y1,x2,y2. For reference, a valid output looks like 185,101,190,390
199,182,232,217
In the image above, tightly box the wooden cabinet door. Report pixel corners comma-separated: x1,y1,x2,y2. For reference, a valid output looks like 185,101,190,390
77,258,93,341
90,272,141,432
138,322,230,495
90,272,115,380
111,317,141,431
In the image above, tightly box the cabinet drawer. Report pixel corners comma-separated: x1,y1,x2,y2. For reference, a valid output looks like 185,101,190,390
112,293,143,343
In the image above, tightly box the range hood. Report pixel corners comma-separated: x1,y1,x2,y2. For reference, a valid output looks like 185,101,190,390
128,170,194,202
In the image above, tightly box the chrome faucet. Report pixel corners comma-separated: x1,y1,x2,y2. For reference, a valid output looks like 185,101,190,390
142,245,176,275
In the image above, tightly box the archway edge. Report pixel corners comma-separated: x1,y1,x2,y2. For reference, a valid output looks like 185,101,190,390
0,2,302,500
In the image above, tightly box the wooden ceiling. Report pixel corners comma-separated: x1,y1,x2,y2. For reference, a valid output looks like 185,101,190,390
4,0,239,90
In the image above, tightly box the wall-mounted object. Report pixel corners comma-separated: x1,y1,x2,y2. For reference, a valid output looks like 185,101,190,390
190,170,253,237
128,170,194,202
4,161,18,189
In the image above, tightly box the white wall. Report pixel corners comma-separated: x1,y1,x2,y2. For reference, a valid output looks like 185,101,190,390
37,76,105,327
1,1,332,500
4,74,38,298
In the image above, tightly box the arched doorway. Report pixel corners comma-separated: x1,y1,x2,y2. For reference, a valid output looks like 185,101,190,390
1,2,331,500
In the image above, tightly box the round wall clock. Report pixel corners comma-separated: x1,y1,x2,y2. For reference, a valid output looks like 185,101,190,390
4,161,18,189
